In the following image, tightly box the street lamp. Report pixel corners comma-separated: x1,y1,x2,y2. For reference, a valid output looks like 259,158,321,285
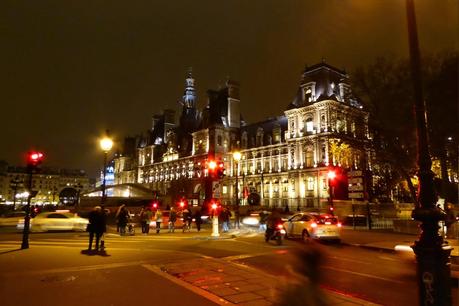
75,182,83,212
232,151,241,229
405,1,451,304
99,134,113,207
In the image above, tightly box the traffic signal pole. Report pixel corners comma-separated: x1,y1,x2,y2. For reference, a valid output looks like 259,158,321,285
21,166,34,249
21,151,44,250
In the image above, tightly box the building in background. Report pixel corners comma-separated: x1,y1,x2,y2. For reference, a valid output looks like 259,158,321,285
114,62,371,210
0,162,90,206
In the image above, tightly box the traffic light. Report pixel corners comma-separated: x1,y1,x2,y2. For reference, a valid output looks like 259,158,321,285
327,170,337,181
209,198,220,215
178,198,187,209
152,201,158,209
27,151,44,168
217,161,225,179
207,160,217,171
328,205,335,214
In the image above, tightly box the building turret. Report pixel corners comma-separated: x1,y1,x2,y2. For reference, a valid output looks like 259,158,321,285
183,68,196,108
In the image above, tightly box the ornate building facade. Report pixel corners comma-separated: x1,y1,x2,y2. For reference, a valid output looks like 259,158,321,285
114,62,371,210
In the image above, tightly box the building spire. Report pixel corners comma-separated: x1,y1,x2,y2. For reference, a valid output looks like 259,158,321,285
183,67,196,108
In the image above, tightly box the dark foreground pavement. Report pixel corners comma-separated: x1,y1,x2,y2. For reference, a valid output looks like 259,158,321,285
0,232,379,306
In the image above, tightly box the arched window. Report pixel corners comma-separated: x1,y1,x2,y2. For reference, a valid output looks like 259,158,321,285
305,117,314,133
267,135,272,145
273,124,281,143
256,128,264,147
241,132,248,148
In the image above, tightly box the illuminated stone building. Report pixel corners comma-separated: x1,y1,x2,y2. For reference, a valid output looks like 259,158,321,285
0,163,90,205
116,62,371,209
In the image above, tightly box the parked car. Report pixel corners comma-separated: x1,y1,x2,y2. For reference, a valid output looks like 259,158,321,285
283,212,341,242
0,211,26,227
17,212,88,232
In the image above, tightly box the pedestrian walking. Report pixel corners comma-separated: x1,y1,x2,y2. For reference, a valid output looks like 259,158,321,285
182,208,192,232
168,207,177,232
116,204,129,235
154,209,163,234
274,245,326,306
87,206,105,251
220,207,231,232
194,209,202,232
140,206,153,234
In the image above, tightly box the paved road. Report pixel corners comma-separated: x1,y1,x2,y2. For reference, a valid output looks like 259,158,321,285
1,229,457,306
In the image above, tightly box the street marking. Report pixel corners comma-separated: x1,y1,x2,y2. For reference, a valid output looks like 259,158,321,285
4,260,151,277
142,264,235,306
328,255,371,265
322,265,405,284
222,252,274,261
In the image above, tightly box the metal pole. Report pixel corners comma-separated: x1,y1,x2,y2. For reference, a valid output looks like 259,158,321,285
101,151,107,206
235,161,239,229
21,169,33,249
328,178,334,215
405,1,452,305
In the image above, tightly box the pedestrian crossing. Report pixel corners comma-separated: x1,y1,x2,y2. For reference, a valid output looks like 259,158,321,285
0,232,204,252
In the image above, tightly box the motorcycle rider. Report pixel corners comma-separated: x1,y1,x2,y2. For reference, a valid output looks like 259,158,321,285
265,208,283,242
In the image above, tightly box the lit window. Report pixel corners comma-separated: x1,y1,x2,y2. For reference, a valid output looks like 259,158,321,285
222,185,228,194
306,118,314,132
307,177,314,190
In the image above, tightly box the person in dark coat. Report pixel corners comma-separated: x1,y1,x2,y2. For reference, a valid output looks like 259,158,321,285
87,206,105,251
194,209,202,232
116,205,129,235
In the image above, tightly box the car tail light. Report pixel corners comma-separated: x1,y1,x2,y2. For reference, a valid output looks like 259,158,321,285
337,222,342,227
311,222,317,228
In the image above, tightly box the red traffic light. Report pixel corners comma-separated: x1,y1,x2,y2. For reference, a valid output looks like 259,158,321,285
152,201,158,209
211,203,218,210
327,170,336,180
208,160,217,171
179,201,185,208
27,151,44,166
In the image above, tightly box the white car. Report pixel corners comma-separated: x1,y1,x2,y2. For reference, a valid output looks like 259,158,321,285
17,212,89,232
283,213,341,242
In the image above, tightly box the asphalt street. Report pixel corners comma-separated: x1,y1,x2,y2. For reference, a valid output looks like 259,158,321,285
0,229,457,306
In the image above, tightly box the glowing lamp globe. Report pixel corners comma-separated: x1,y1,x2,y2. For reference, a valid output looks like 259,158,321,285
100,137,113,152
232,151,242,162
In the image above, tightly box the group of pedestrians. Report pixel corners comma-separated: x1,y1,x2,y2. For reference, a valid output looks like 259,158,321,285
115,204,204,235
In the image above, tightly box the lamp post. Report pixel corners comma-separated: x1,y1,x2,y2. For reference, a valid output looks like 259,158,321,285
100,135,113,207
405,1,451,305
75,182,83,212
233,151,241,229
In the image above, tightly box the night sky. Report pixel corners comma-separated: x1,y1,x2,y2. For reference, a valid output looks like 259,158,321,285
0,1,457,178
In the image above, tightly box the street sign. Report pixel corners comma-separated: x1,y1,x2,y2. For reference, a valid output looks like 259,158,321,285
349,192,364,199
212,181,221,198
348,170,363,177
349,177,363,184
348,184,364,191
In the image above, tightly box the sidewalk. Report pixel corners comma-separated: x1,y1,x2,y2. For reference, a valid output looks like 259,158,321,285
340,227,459,281
157,256,380,305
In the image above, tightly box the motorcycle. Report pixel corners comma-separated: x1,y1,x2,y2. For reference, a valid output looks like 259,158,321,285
265,223,286,245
